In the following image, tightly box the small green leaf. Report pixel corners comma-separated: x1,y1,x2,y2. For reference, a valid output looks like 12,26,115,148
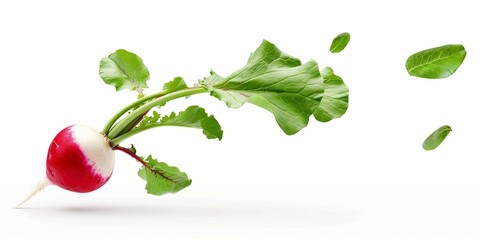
422,125,452,150
138,105,223,140
137,155,192,195
163,77,188,93
406,45,466,79
99,49,150,93
199,40,325,135
314,67,349,122
330,32,350,53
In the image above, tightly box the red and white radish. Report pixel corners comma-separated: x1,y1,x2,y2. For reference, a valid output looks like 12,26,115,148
17,41,349,207
17,125,115,207
46,125,115,192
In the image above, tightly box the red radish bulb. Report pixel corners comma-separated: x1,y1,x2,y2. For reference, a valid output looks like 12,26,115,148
17,125,115,207
46,125,115,192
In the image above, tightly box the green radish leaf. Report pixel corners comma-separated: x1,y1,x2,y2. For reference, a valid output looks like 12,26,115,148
138,105,223,140
330,32,350,53
199,40,325,135
99,49,150,95
405,45,466,79
163,77,188,93
314,67,349,122
137,155,192,195
198,115,223,140
422,125,452,150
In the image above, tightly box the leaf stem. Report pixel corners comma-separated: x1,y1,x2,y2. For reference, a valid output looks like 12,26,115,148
115,110,150,137
102,91,167,134
107,87,208,141
110,123,183,146
113,145,150,169
113,145,176,182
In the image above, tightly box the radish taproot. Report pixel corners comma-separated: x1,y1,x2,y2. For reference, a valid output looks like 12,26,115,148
17,40,349,207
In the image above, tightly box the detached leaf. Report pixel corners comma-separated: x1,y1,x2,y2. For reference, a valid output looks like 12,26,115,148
99,49,150,93
199,40,325,135
406,45,466,79
330,32,350,53
423,125,452,150
163,77,188,92
314,67,349,122
137,155,192,195
138,105,223,140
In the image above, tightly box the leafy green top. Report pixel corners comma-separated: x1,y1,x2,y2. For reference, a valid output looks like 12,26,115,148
99,40,349,197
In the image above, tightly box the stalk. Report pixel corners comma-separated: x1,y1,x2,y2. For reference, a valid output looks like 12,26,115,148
101,91,168,134
115,110,150,137
113,145,176,182
110,123,179,146
107,87,207,141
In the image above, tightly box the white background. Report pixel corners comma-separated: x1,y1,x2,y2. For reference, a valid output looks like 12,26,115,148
1,0,479,239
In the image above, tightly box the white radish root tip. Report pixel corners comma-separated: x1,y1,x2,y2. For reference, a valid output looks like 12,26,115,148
16,178,51,208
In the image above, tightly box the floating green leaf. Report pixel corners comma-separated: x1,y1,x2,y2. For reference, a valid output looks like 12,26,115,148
314,67,349,122
422,125,452,150
406,45,466,79
99,49,150,94
138,155,192,195
138,105,223,140
199,40,324,135
330,32,350,53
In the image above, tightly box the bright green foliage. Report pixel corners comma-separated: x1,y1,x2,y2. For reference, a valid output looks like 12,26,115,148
423,125,452,150
199,40,325,135
406,45,466,79
99,49,150,94
314,67,349,122
330,32,350,53
138,155,192,195
163,77,188,92
138,105,223,140
98,40,350,197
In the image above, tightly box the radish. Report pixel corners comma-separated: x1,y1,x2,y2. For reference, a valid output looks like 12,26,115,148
46,125,115,192
17,40,349,207
17,125,115,207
